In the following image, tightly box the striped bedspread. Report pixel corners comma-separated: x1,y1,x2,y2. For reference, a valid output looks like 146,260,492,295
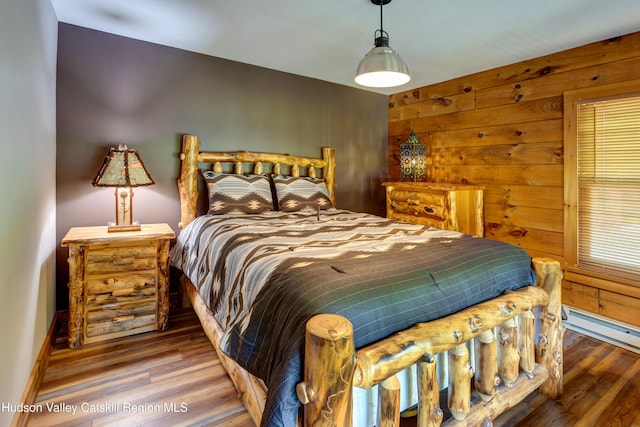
169,209,536,427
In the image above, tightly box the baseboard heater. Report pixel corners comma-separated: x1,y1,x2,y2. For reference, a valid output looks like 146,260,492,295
562,306,640,354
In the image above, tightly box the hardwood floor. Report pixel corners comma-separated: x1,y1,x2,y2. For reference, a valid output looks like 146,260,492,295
494,329,640,427
29,309,251,427
29,308,640,426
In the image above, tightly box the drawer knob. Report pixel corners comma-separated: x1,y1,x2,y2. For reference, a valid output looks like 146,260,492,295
424,206,434,213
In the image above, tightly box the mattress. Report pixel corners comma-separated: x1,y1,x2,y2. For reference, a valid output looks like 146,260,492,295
169,209,536,427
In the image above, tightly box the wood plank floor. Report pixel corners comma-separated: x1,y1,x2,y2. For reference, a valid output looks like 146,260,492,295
29,309,252,427
29,308,640,426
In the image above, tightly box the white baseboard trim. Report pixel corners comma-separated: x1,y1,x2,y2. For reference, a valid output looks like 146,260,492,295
563,305,640,354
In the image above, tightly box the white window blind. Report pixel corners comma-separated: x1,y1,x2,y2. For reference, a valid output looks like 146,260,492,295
577,95,640,280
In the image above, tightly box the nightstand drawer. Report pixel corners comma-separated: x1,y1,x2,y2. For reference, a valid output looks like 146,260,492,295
85,274,157,305
84,271,159,342
85,243,158,275
388,189,447,220
85,304,157,338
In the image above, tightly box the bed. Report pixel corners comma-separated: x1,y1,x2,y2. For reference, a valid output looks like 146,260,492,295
171,134,563,427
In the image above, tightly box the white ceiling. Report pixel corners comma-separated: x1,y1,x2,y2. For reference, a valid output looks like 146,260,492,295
51,0,640,95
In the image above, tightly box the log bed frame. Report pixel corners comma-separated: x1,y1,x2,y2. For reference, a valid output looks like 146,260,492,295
176,134,564,426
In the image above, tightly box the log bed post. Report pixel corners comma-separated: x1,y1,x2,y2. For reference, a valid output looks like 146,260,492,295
532,257,564,398
178,135,200,229
297,314,356,426
322,147,336,207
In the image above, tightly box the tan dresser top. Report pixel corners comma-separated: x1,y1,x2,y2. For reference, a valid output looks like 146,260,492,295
382,182,485,191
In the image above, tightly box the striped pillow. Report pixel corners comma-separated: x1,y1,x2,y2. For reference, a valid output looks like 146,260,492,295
203,171,274,214
272,175,333,212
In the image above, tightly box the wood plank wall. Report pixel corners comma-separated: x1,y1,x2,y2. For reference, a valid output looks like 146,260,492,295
388,30,640,262
387,31,640,325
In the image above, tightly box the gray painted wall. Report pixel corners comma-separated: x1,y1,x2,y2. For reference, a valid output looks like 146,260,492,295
0,0,58,423
56,24,389,310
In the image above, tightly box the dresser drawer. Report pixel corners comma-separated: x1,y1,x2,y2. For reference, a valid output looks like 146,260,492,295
388,189,447,220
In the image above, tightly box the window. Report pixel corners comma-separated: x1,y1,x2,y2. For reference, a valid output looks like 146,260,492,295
565,80,640,283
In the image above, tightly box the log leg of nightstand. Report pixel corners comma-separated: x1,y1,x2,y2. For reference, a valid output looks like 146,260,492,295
67,246,85,348
157,239,170,331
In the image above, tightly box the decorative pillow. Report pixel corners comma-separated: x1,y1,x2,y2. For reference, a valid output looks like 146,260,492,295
202,171,274,214
271,175,334,212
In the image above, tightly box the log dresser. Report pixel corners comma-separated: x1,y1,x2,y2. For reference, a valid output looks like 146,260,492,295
382,182,485,236
61,223,175,348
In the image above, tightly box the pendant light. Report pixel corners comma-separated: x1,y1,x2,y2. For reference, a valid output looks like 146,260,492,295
355,0,410,88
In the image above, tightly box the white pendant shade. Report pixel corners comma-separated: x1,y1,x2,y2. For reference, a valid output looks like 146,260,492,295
355,44,410,88
355,0,410,88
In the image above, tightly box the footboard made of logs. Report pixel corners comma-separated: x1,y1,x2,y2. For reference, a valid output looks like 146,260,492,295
296,258,563,426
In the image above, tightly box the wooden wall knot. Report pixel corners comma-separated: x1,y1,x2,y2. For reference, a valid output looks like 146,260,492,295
537,65,554,76
509,228,528,238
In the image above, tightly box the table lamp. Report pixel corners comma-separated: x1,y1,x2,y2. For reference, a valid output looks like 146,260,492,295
92,143,154,232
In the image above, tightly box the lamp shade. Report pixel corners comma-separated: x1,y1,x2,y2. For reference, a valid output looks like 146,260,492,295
92,144,154,188
355,37,410,88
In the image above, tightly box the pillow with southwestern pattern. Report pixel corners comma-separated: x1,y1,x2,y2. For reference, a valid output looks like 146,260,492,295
202,171,274,214
271,175,334,212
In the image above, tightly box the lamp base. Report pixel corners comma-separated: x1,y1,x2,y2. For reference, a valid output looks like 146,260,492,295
107,221,141,233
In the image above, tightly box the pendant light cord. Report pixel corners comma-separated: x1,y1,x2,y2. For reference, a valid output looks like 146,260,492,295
376,0,388,39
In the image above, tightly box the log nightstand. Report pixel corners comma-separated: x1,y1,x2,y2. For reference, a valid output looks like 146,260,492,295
61,223,175,348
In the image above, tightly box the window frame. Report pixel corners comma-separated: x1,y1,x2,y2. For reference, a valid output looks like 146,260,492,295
564,79,640,289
